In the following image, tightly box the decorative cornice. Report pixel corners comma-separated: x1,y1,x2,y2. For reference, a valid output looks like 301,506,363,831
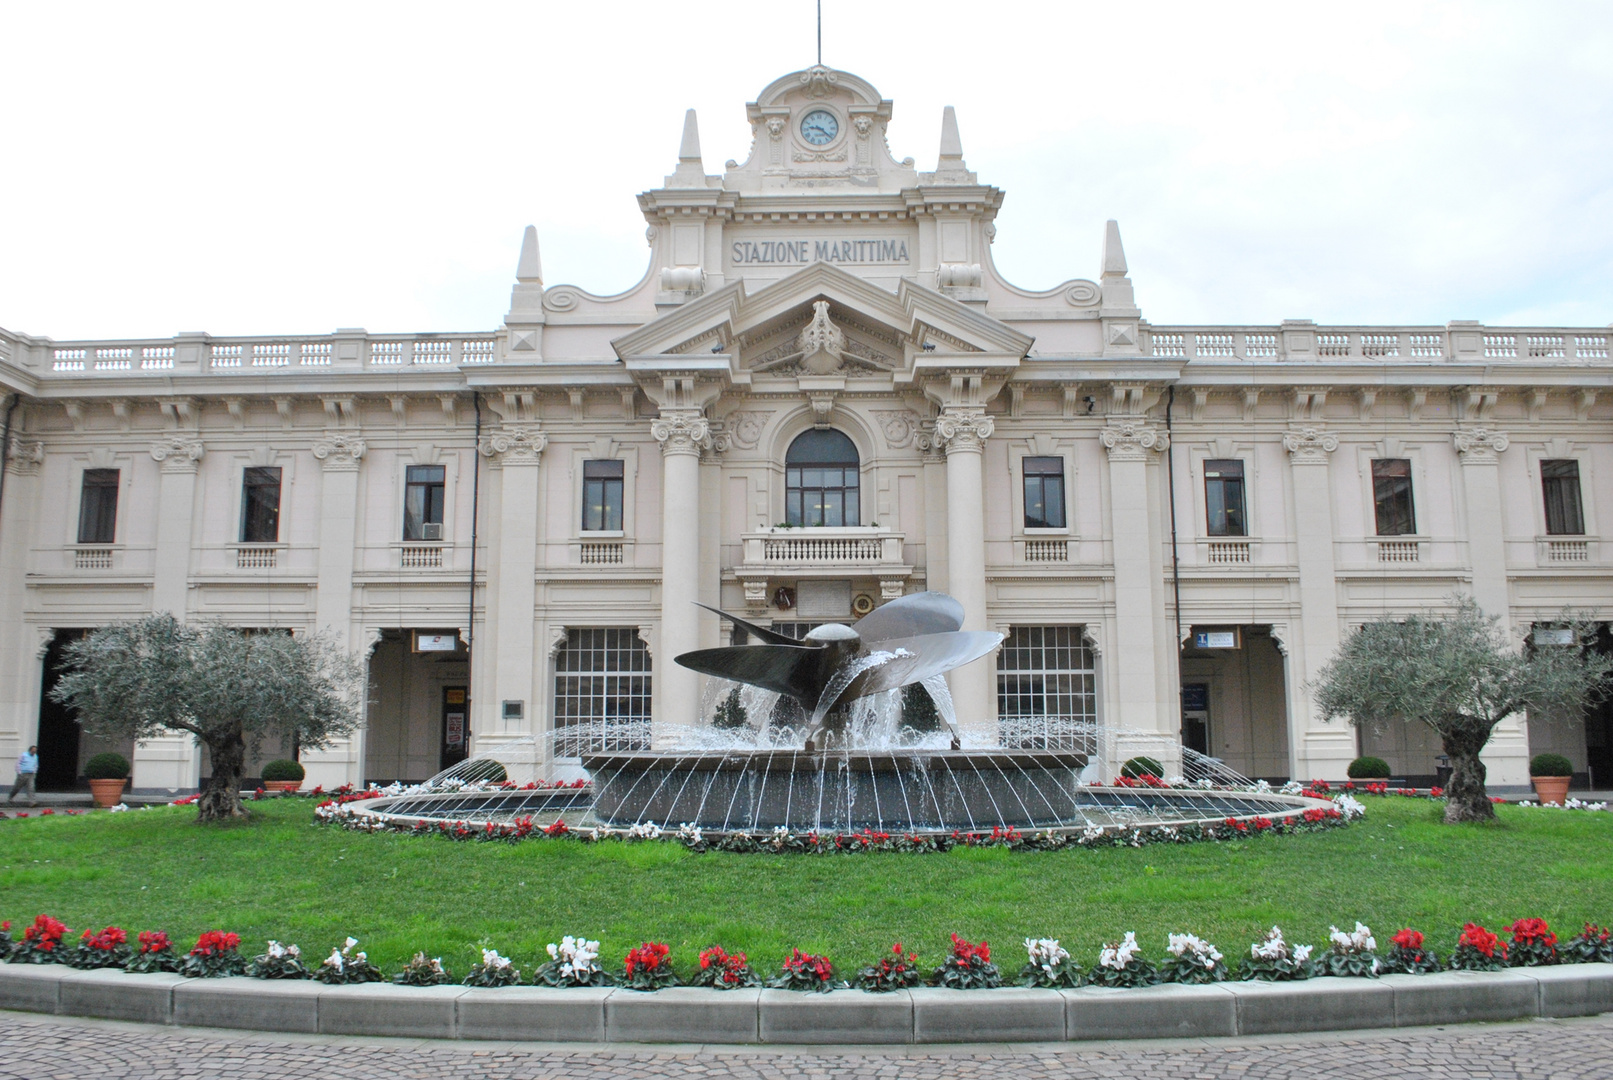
1282,427,1340,464
1452,428,1510,464
478,425,547,465
1099,420,1168,462
651,410,710,457
4,438,44,476
933,408,993,454
311,432,367,472
149,435,205,473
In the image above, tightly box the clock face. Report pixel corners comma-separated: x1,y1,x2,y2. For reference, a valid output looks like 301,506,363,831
799,109,839,146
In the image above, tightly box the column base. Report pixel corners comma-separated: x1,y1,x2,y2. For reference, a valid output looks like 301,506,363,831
1297,729,1358,784
132,735,199,794
301,737,363,791
1481,718,1532,790
471,733,547,785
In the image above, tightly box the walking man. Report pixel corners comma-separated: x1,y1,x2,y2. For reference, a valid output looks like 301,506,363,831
9,745,38,806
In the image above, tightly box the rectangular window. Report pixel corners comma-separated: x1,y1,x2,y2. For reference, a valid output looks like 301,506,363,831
582,459,624,532
552,628,652,756
1371,459,1416,536
403,465,446,540
1022,456,1066,529
1204,459,1246,537
997,625,1096,751
239,466,282,543
1542,460,1584,536
77,468,119,544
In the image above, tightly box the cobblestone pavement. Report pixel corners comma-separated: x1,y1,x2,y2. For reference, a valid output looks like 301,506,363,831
3,1010,1612,1080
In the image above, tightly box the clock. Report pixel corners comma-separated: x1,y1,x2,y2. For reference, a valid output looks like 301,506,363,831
799,109,839,145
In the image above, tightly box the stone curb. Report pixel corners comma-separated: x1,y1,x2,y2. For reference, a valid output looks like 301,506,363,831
1,964,1609,1043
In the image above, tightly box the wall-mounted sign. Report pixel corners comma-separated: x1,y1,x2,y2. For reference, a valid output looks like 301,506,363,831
729,237,911,266
445,688,466,705
414,632,460,653
1534,627,1576,646
1181,683,1210,711
1193,630,1240,650
445,712,465,747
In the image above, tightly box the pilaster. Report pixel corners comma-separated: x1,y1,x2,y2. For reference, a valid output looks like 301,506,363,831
304,431,367,789
1282,427,1353,780
0,442,43,780
478,425,546,758
652,409,708,730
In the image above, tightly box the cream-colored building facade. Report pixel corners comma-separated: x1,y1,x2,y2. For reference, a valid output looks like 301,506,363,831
2,66,1609,794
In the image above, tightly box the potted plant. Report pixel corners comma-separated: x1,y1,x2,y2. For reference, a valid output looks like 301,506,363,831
1529,753,1573,805
83,752,130,808
1347,756,1391,785
261,759,305,793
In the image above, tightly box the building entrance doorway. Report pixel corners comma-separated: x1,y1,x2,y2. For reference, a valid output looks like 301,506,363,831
364,629,470,785
1179,626,1289,781
35,629,134,791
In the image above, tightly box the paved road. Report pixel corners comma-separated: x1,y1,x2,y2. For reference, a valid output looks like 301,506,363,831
3,1010,1611,1079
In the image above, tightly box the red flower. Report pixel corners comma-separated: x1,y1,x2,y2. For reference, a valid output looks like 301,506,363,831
1252,816,1273,831
138,930,172,954
190,930,241,957
80,925,127,951
1393,928,1424,950
624,942,670,975
1508,918,1556,947
544,819,570,836
22,914,67,948
1458,923,1505,959
949,933,991,965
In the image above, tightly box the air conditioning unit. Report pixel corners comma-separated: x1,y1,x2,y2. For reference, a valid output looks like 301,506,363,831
421,523,443,541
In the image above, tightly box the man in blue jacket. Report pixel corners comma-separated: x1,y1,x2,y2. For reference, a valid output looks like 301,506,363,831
9,745,39,806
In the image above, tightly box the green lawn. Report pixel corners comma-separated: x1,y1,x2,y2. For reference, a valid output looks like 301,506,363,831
3,796,1609,977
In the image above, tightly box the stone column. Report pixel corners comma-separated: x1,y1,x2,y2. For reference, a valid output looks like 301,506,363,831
133,435,206,792
934,408,995,738
1453,427,1529,787
476,426,546,780
302,432,366,789
652,410,708,731
1099,419,1176,773
1282,427,1353,779
0,439,43,781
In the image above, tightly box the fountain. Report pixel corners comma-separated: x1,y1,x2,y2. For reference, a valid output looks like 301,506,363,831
346,591,1335,839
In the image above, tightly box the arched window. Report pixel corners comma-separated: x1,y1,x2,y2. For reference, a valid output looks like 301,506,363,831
785,429,860,527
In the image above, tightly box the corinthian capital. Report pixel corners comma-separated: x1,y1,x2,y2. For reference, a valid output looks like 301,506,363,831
311,432,367,471
1099,420,1168,462
1282,426,1339,464
478,425,547,464
1452,428,1509,464
651,410,710,456
150,435,205,472
933,408,993,454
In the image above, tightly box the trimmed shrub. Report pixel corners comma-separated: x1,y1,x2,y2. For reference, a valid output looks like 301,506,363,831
1120,756,1164,779
83,752,130,780
261,759,306,782
1347,756,1391,779
1529,753,1573,778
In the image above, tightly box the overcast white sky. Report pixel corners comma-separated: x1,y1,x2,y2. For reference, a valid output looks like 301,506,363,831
2,1,1609,340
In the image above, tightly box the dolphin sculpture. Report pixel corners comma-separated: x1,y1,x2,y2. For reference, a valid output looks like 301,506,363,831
674,591,1003,750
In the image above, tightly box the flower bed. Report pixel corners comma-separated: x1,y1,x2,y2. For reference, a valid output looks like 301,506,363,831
4,911,1607,994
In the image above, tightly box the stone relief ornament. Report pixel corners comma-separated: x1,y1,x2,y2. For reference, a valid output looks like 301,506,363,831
853,115,873,137
799,65,839,99
1063,281,1100,306
1281,427,1340,463
766,117,786,138
1451,428,1510,463
311,433,366,470
1099,421,1169,462
650,411,710,455
4,438,44,475
934,409,994,453
478,426,547,463
723,411,768,451
541,287,582,312
149,435,206,471
872,410,923,450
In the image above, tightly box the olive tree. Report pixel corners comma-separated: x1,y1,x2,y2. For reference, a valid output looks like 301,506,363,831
50,615,365,822
1312,598,1610,823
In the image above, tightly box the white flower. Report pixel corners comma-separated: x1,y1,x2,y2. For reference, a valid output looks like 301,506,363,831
1252,779,1273,794
1329,922,1376,954
627,822,663,840
1099,931,1140,970
1081,825,1105,842
1025,937,1069,975
287,944,300,958
677,822,703,844
1280,780,1305,795
1293,944,1313,963
1167,932,1222,963
481,948,511,970
344,936,358,951
1252,926,1289,960
1333,794,1366,820
109,803,129,812
325,948,344,972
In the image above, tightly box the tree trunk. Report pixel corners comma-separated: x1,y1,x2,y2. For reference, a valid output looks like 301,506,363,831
1441,723,1496,823
197,721,247,823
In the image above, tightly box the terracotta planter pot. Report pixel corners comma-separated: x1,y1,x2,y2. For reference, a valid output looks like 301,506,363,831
1531,776,1571,806
88,778,127,808
264,779,302,793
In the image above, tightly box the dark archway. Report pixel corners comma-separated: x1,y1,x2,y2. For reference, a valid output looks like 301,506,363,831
784,428,860,527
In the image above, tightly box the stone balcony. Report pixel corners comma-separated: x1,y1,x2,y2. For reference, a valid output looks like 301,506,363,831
734,526,913,610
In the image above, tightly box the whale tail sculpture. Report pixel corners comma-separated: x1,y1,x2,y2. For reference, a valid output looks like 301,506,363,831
674,591,1003,750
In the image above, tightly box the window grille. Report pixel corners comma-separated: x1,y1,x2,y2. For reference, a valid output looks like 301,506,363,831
997,626,1095,751
553,628,652,756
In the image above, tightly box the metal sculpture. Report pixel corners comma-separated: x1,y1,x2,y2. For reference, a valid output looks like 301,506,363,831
674,591,1003,750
